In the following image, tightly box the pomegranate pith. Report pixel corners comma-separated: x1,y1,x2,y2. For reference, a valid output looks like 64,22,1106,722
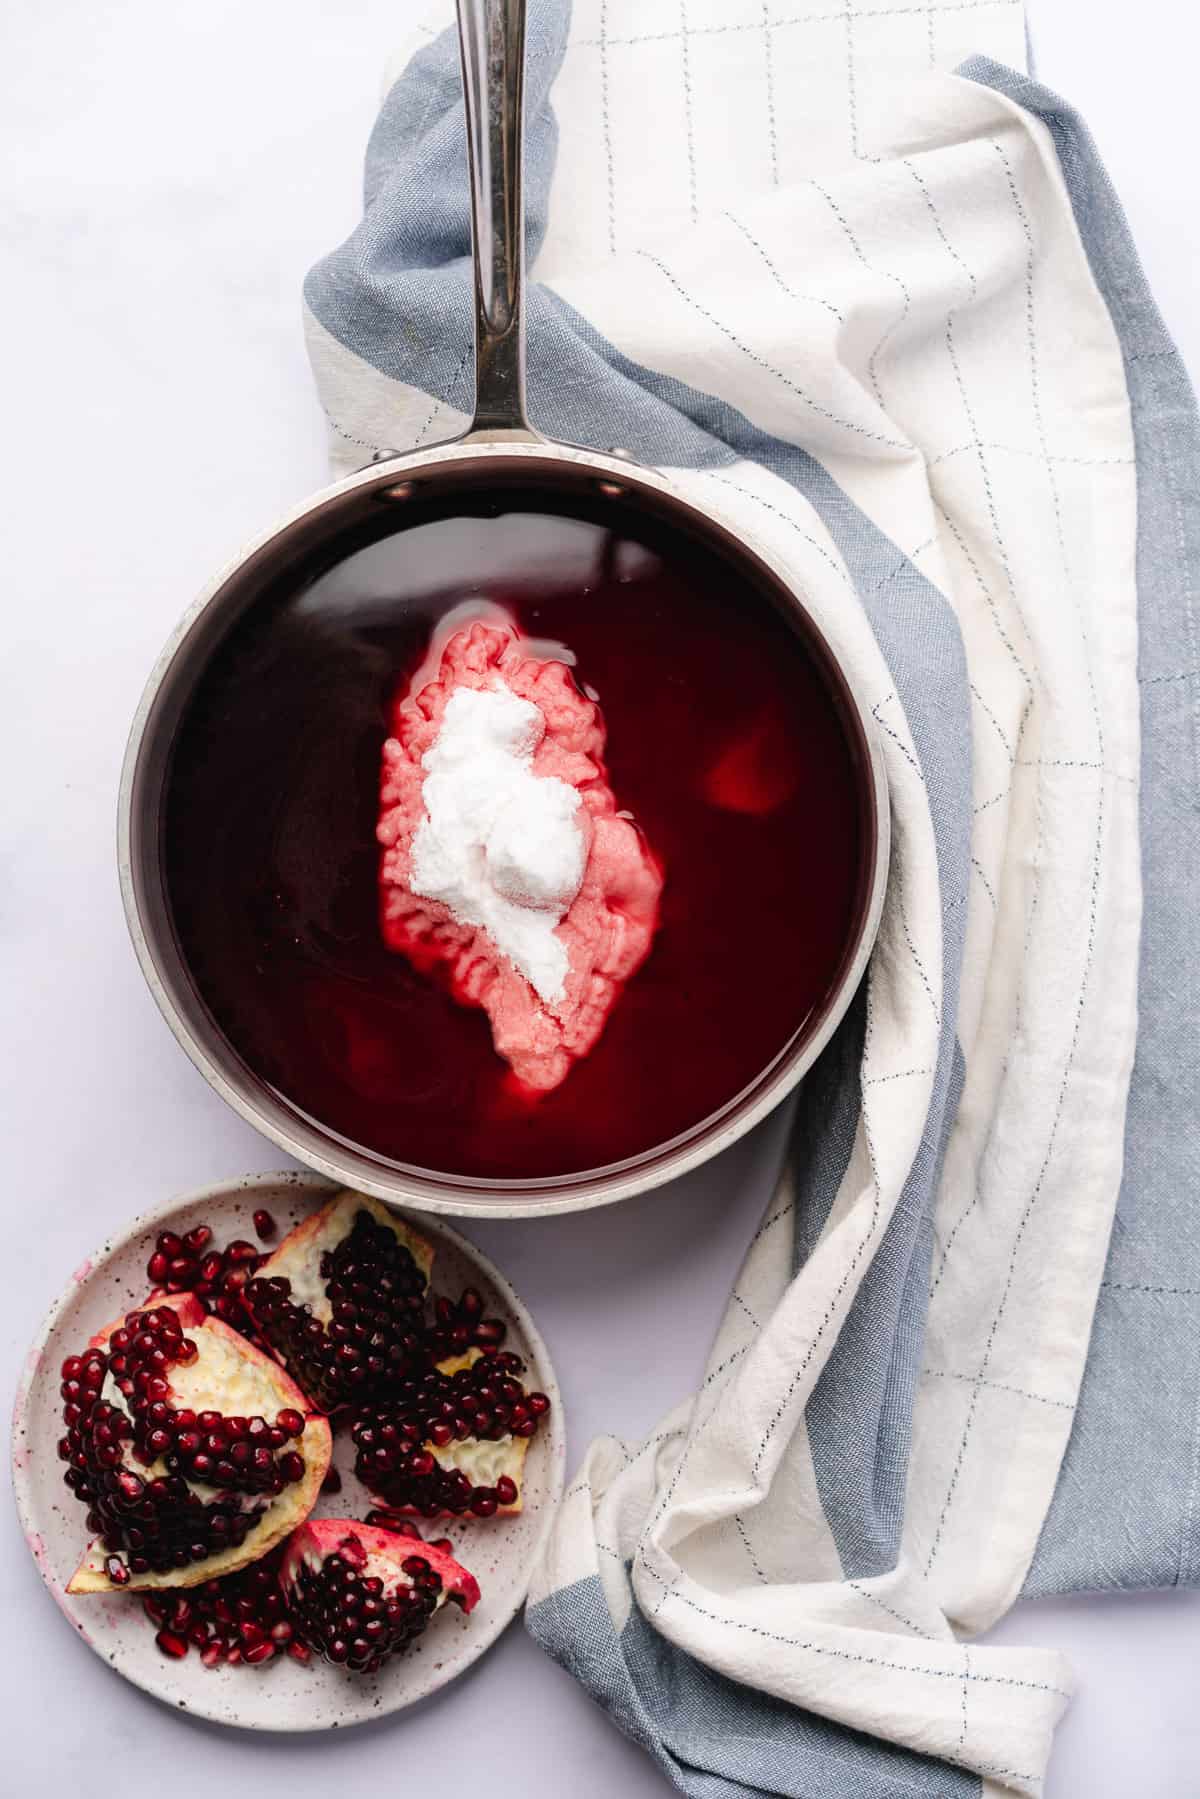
63,1297,330,1593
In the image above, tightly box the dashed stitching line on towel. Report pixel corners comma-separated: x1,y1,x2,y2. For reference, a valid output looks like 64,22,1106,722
1100,1283,1200,1296
733,1514,769,1583
887,845,943,1032
638,1565,1072,1698
844,0,864,163
724,210,844,321
751,1199,795,1246
922,1366,1075,1410
958,1645,970,1754
929,439,1134,469
731,1290,763,1332
871,700,924,778
1014,757,1135,782
598,0,617,256
867,537,936,595
969,679,1016,763
705,474,853,586
930,1167,986,1299
570,2,1022,48
863,1065,936,1088
808,178,911,408
847,1578,932,1638
635,249,909,448
679,0,698,223
325,412,383,456
749,980,886,1485
413,341,473,447
969,856,998,910
761,5,780,187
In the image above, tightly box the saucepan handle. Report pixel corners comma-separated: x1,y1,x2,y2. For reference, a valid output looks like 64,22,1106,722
456,0,537,441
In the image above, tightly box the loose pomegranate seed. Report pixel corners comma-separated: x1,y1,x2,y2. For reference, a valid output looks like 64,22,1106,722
147,1252,169,1284
155,1630,188,1659
183,1226,212,1254
252,1209,277,1241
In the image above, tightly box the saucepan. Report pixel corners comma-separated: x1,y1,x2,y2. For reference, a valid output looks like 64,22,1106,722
118,0,890,1218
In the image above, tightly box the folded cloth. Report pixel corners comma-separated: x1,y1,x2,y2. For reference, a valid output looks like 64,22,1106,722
305,3,1199,1793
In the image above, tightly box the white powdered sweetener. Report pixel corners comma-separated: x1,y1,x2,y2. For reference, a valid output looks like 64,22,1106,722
409,682,586,1004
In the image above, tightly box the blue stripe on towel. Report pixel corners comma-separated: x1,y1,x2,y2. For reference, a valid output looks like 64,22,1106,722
962,58,1200,1599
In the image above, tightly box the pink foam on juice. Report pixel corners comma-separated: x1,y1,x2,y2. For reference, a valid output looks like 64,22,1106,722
377,621,663,1092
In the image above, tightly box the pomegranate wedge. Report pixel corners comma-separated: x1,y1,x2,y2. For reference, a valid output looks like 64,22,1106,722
281,1519,479,1671
244,1191,435,1412
61,1294,330,1593
350,1348,548,1518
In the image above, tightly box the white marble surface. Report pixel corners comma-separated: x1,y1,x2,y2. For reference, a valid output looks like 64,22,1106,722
2,1,1197,1792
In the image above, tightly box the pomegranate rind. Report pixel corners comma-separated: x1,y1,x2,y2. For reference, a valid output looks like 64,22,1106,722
280,1518,480,1615
249,1190,435,1331
66,1311,332,1595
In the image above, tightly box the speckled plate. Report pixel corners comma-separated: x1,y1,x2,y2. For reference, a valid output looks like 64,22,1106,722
11,1171,565,1730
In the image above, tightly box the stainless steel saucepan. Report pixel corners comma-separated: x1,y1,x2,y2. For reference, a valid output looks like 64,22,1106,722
118,0,889,1218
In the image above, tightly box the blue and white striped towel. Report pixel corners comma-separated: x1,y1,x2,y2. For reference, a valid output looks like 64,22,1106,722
305,4,1199,1793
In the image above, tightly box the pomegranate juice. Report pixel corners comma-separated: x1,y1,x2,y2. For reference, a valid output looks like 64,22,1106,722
163,487,871,1181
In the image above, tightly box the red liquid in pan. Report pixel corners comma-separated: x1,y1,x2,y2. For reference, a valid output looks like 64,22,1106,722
163,490,870,1181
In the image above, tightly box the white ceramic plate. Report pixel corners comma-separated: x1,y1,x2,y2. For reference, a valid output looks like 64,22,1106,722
11,1171,565,1730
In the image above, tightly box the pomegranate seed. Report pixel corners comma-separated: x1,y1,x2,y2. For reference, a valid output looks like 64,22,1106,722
244,1640,275,1665
156,1232,182,1258
183,1225,212,1254
287,1641,312,1666
155,1630,188,1659
252,1209,277,1241
60,1356,83,1381
277,1409,305,1438
201,1643,223,1668
147,1252,169,1284
105,1556,130,1585
495,1476,518,1507
321,1468,342,1495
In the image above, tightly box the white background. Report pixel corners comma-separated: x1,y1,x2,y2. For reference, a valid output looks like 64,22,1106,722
1,1,1197,1792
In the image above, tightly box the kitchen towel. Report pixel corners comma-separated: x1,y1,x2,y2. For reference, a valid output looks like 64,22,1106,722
304,3,1199,1794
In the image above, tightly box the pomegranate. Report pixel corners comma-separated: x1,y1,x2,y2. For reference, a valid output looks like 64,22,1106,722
145,1226,268,1343
244,1191,435,1412
281,1519,479,1672
140,1545,310,1668
350,1347,548,1518
61,1294,331,1593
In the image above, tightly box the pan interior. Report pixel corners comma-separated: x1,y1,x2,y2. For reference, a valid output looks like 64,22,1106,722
128,457,879,1198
